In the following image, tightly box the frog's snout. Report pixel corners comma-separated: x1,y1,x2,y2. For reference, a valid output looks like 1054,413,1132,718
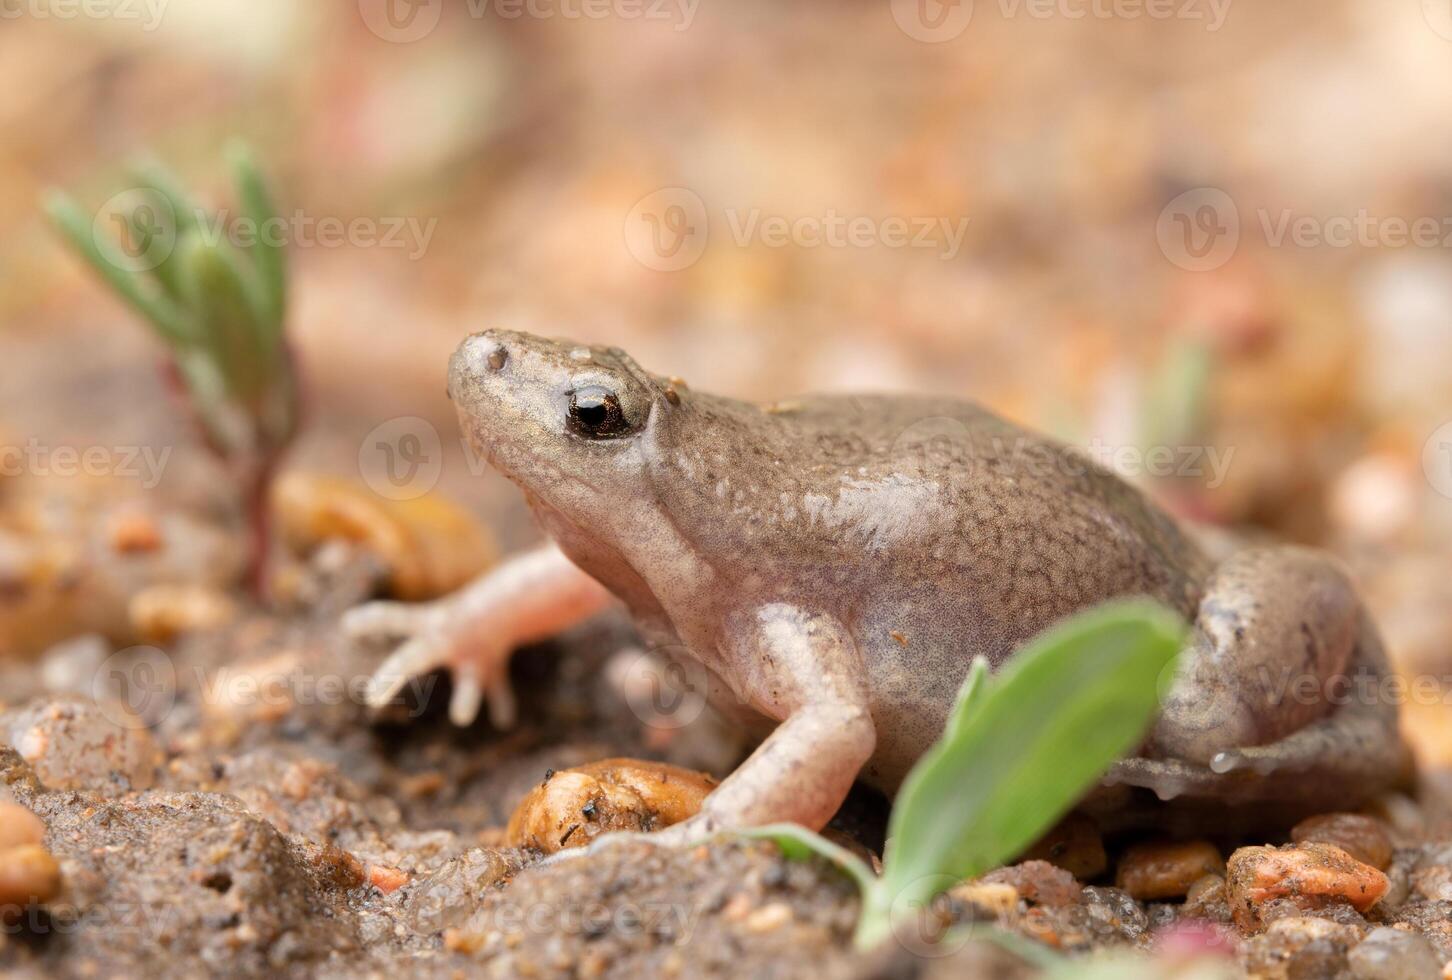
450,332,512,402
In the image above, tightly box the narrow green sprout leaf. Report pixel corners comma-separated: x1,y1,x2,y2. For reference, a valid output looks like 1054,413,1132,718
855,600,1186,951
739,824,875,894
44,190,193,344
175,232,272,414
124,157,204,302
47,146,297,597
227,141,287,339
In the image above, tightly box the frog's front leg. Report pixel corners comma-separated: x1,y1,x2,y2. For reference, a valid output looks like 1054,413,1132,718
343,543,613,727
658,604,877,843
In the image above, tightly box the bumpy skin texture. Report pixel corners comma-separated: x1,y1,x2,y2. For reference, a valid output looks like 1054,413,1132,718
347,330,1408,839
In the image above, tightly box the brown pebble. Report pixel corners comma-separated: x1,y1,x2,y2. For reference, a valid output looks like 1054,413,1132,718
367,864,409,894
981,860,1082,907
742,902,793,934
504,758,716,854
0,845,62,912
106,510,164,554
1116,839,1223,900
1291,813,1393,870
1024,813,1107,879
1226,843,1389,932
0,804,44,851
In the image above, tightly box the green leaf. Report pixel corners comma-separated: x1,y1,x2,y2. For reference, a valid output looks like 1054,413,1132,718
855,600,1185,951
174,231,272,411
44,190,193,344
227,141,287,341
739,823,875,894
124,157,204,302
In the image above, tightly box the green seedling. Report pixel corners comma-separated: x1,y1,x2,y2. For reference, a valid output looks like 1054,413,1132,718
47,143,298,596
743,599,1186,956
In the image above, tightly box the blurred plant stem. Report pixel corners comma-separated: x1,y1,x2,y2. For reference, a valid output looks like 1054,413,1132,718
46,143,300,598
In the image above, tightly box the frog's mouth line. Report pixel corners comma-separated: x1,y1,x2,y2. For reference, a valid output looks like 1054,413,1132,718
471,435,606,499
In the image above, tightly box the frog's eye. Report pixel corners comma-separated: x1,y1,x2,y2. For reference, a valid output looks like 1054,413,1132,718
567,385,632,439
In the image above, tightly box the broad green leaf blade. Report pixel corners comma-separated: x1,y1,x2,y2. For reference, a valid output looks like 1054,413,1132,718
943,656,989,744
739,824,876,894
44,190,193,344
860,600,1185,950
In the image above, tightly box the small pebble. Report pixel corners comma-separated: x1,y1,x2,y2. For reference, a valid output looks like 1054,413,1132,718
504,759,716,854
1293,813,1394,870
1242,916,1360,977
1226,843,1389,932
1024,813,1107,879
128,584,236,644
981,860,1082,907
0,804,44,851
948,881,1019,920
1116,839,1223,900
1348,926,1441,979
0,844,62,913
2,696,161,794
742,902,792,933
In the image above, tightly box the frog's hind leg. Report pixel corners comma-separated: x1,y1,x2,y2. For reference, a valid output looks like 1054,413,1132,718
1118,546,1408,807
1147,546,1367,764
1190,610,1408,785
1103,606,1409,821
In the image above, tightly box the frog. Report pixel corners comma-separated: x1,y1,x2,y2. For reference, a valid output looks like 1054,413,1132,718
344,329,1408,842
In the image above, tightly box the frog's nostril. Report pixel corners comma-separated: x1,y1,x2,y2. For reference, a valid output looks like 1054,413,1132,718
486,346,508,372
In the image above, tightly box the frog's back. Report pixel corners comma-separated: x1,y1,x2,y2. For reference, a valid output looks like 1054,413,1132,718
769,392,1202,614
655,390,1206,630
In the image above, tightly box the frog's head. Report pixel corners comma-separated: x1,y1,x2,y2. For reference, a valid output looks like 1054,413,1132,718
449,329,673,528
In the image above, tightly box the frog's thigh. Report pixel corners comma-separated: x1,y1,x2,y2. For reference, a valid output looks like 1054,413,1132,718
1148,547,1359,764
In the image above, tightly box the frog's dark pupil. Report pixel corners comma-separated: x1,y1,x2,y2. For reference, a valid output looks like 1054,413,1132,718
568,386,628,438
576,396,609,426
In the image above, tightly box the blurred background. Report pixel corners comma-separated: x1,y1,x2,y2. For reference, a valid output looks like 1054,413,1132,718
5,0,1452,756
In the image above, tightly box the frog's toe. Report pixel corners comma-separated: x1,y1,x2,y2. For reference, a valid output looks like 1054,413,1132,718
342,600,433,639
366,635,448,706
447,665,518,729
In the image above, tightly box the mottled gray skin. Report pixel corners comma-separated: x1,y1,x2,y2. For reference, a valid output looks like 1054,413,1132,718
350,330,1408,837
